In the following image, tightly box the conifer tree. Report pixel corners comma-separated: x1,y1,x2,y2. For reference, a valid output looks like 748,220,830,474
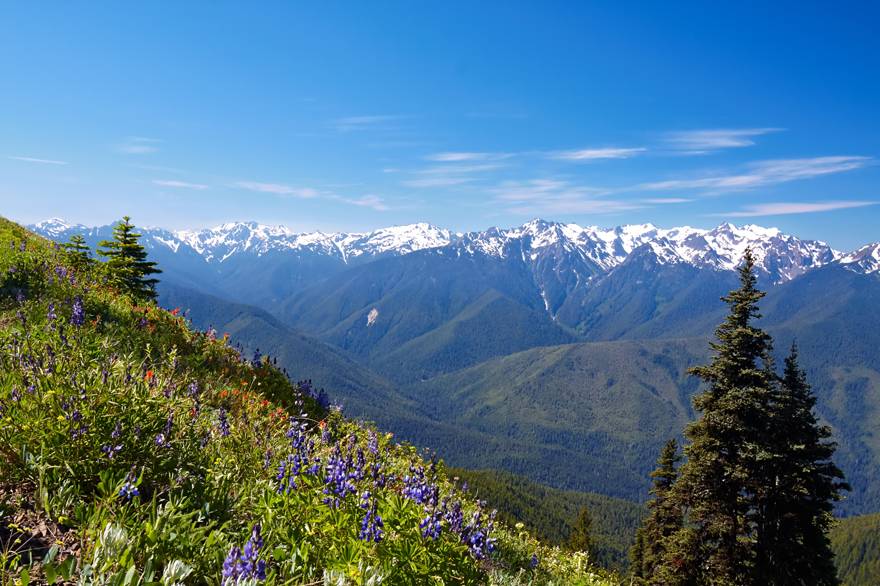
631,439,683,584
662,249,777,583
754,342,848,584
62,234,91,269
98,216,161,301
566,506,593,556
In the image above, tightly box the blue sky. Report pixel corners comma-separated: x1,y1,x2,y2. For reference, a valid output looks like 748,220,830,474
1,1,878,249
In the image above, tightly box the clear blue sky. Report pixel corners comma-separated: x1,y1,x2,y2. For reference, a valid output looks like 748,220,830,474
1,1,878,249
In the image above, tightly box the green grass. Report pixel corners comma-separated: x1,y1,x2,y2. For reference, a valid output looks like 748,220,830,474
0,217,619,585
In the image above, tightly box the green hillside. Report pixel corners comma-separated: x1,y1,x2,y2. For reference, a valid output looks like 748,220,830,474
831,513,880,586
158,282,414,429
0,218,618,585
403,339,708,500
451,469,645,571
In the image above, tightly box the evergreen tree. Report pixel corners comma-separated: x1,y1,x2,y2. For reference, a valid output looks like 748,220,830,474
662,249,777,583
631,439,683,584
566,506,593,556
98,216,161,301
754,342,848,584
62,234,91,269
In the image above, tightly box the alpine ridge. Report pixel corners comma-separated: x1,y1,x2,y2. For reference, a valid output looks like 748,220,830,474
31,217,870,281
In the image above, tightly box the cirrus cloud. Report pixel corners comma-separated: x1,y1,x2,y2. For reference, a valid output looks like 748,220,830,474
153,179,208,190
550,147,646,161
720,200,877,217
8,155,69,165
235,181,320,198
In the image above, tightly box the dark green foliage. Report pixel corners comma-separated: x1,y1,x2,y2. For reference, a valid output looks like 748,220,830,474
567,507,594,555
830,513,880,585
630,439,682,584
61,233,91,269
658,251,848,585
98,216,161,301
666,249,778,582
450,468,645,570
754,343,848,584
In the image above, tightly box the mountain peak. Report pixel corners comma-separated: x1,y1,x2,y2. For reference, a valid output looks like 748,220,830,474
29,217,869,280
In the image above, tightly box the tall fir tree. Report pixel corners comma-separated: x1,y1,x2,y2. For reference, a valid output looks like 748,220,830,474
98,216,161,301
566,506,594,556
62,233,91,269
631,439,683,584
662,249,777,583
753,342,848,584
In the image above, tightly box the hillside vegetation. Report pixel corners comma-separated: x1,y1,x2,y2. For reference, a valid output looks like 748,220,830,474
450,469,645,571
0,218,618,585
830,513,880,585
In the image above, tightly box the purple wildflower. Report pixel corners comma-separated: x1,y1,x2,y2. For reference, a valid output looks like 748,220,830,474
70,296,85,327
222,525,266,584
119,481,139,501
358,492,384,543
218,408,230,437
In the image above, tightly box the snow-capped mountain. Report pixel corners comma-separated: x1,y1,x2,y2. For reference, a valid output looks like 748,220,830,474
32,217,870,285
838,242,880,274
33,218,454,264
448,219,842,284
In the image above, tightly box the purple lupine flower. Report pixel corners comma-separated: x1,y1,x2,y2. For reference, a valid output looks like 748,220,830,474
530,554,539,569
187,381,200,398
155,416,173,448
47,303,57,324
222,525,266,584
111,421,122,439
70,296,85,326
119,481,139,501
420,505,443,540
358,492,384,543
102,443,122,459
218,408,230,437
10,388,21,403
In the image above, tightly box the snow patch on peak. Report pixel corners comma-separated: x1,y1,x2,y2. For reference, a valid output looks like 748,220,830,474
839,242,880,274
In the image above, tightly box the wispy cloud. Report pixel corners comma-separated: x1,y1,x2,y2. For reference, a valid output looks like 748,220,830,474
720,200,877,217
336,194,389,211
424,152,511,162
402,162,504,188
402,176,476,188
663,128,782,153
331,115,407,133
153,179,208,190
8,155,69,165
234,181,320,198
641,156,871,193
491,178,636,215
118,137,162,154
549,147,646,161
641,197,692,204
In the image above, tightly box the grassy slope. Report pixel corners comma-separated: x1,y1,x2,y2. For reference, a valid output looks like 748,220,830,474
830,513,880,586
0,218,618,585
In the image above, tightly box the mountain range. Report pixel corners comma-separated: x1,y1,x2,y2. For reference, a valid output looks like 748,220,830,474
31,218,880,516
